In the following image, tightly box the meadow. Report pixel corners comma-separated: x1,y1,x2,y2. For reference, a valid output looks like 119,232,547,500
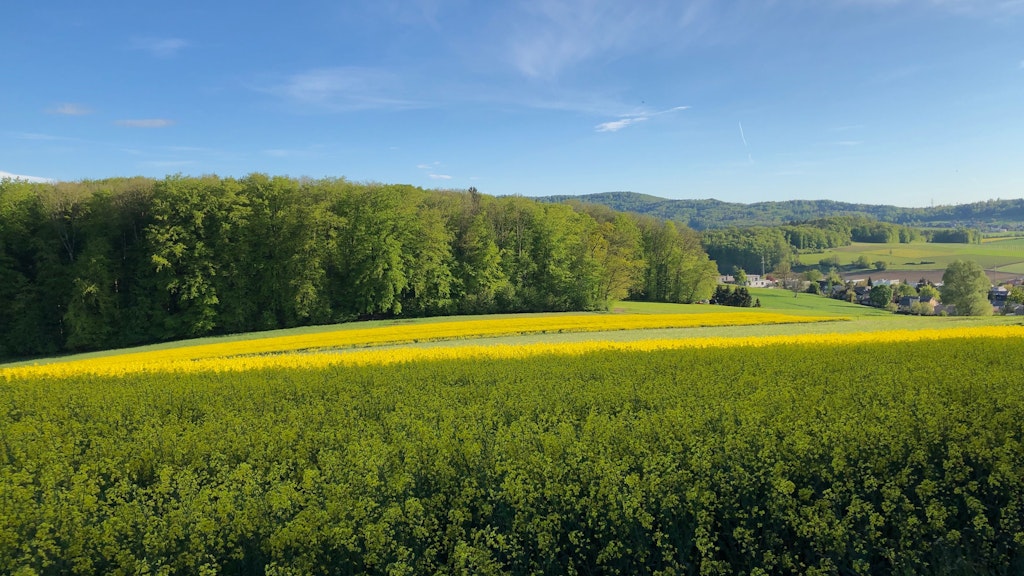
796,238,1024,279
2,301,1024,574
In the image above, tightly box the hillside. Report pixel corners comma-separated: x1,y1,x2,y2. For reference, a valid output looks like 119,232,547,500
540,192,1024,230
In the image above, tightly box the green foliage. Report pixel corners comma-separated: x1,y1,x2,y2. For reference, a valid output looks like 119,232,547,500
3,339,1023,574
941,260,992,316
919,284,941,302
1007,286,1024,305
0,177,715,359
540,191,1023,231
895,283,919,299
638,218,718,303
869,284,894,308
909,300,935,315
819,254,841,269
928,227,983,244
712,284,753,307
702,226,793,275
732,266,748,286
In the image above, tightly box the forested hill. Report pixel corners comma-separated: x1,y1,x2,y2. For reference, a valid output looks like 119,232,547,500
539,192,1024,230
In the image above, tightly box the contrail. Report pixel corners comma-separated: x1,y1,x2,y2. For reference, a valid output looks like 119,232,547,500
738,121,752,163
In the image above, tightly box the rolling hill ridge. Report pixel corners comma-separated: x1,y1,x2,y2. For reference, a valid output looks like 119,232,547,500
538,192,1024,230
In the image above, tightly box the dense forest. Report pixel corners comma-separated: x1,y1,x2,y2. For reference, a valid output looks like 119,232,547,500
0,176,718,359
542,191,1024,230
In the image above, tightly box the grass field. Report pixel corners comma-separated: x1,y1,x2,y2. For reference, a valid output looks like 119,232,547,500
796,238,1024,279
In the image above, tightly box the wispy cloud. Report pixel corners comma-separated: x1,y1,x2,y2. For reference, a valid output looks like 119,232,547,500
595,105,689,133
416,161,453,181
14,132,76,141
48,103,93,116
505,0,713,78
269,67,424,112
116,119,175,128
0,170,52,183
131,37,189,58
595,117,647,133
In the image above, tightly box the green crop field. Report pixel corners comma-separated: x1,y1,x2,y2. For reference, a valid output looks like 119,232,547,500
3,300,1024,575
796,238,1024,277
3,330,1023,575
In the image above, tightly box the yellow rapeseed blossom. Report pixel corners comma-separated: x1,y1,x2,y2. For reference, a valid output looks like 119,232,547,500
0,311,834,378
4,323,1023,380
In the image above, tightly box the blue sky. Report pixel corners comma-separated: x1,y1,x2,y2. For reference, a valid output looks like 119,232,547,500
2,0,1022,206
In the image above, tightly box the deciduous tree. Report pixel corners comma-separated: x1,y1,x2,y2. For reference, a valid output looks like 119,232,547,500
940,259,991,316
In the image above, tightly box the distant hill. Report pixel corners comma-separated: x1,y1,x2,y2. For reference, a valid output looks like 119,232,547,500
538,192,1024,231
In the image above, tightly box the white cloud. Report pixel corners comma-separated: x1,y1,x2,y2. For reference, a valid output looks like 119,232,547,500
595,105,689,133
0,170,52,183
116,119,175,128
415,161,453,180
595,117,647,132
132,37,189,58
49,103,93,116
505,1,712,78
272,67,423,112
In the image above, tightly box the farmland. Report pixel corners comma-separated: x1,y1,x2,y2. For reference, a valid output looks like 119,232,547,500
3,303,1024,574
796,238,1024,282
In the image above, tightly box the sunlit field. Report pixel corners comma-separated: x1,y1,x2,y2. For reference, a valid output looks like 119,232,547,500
3,314,1023,574
2,309,842,378
4,300,1023,378
796,238,1024,274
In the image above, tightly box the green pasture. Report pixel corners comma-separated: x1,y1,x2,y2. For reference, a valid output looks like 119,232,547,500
797,238,1024,272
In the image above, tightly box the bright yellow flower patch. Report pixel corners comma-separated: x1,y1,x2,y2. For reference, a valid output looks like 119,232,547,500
1,311,834,379
4,317,1024,379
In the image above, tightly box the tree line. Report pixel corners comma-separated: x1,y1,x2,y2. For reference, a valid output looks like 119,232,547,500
542,191,1023,230
0,175,718,358
702,215,979,274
